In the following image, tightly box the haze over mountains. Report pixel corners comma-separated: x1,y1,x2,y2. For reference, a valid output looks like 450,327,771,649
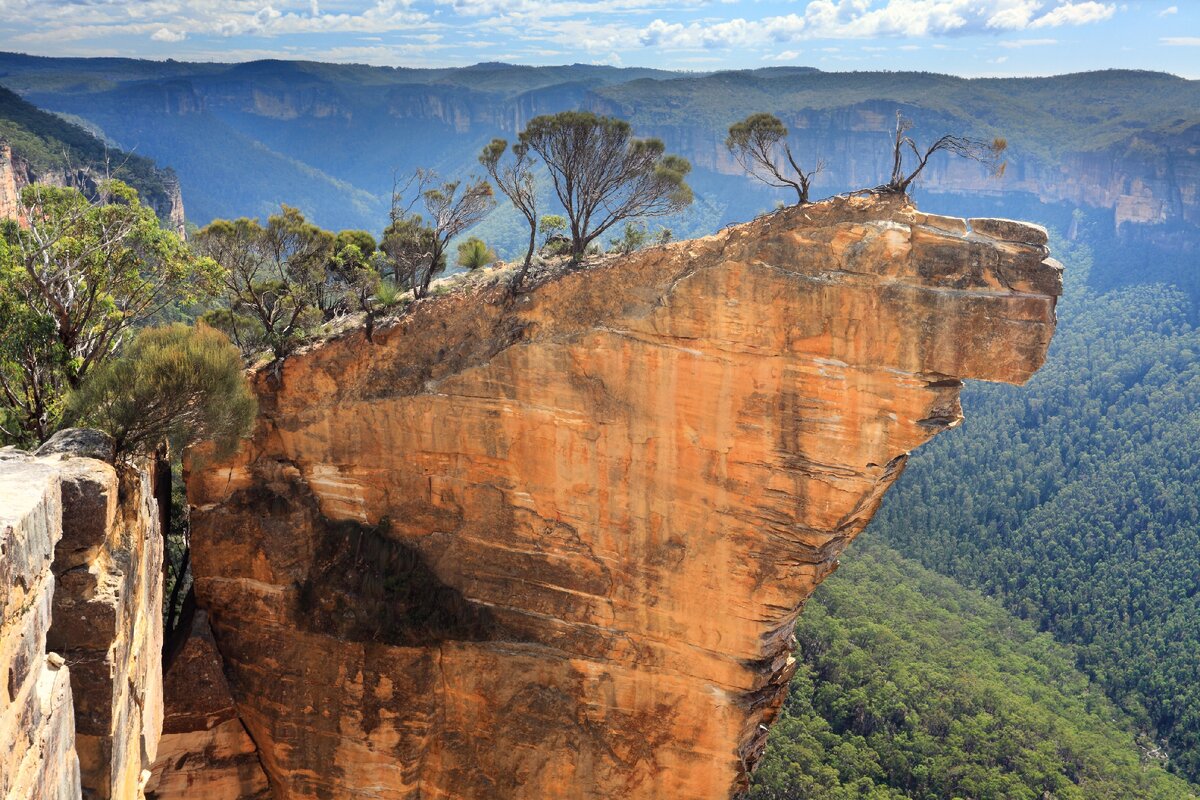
1,52,1197,249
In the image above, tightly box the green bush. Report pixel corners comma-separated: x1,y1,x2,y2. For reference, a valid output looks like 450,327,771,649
456,236,496,270
67,323,256,460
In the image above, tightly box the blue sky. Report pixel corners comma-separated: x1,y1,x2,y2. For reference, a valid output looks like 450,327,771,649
0,0,1196,77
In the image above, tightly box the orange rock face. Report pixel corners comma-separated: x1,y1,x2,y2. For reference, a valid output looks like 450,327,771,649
185,195,1060,799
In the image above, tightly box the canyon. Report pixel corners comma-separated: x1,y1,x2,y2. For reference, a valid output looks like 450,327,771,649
3,58,1194,240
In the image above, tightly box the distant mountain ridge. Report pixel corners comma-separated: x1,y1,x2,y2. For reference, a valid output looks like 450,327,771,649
1,53,1196,244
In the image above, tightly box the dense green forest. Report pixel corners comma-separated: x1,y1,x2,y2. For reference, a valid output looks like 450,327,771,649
749,540,1196,799
869,232,1200,782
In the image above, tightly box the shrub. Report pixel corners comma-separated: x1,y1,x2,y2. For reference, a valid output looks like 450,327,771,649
67,323,256,460
456,236,496,270
608,222,649,255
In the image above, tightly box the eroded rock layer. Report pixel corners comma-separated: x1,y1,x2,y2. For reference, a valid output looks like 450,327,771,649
146,610,270,800
0,455,81,800
37,432,166,800
1,433,165,800
187,196,1061,799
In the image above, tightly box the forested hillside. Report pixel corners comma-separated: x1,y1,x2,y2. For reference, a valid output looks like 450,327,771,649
870,233,1200,781
0,86,180,221
749,540,1197,799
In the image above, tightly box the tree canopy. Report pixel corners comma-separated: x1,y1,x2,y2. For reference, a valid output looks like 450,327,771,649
194,206,335,359
726,113,824,205
0,181,221,444
518,111,692,259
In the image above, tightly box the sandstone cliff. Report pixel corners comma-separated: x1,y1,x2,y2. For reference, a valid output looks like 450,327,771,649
0,143,32,224
1,454,81,800
0,432,166,800
180,195,1060,799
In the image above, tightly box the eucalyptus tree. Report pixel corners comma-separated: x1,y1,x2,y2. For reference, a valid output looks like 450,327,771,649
194,205,334,359
518,112,692,260
726,113,824,206
384,169,494,298
0,180,221,444
480,138,538,287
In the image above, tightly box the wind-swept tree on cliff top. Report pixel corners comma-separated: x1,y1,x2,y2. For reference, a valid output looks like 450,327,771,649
726,113,824,206
386,170,494,299
883,110,1007,195
479,138,538,289
384,169,494,299
518,112,693,261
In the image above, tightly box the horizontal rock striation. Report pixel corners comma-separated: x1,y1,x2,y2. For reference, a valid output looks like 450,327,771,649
1,432,165,800
186,195,1061,799
0,454,81,800
37,431,166,800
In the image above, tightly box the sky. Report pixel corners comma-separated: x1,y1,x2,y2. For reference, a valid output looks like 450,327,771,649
0,0,1196,78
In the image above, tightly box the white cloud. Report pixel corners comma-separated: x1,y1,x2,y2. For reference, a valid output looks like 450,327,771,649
999,37,1058,47
150,26,186,42
9,0,435,44
1031,2,1115,28
1159,5,1177,16
0,0,1127,65
1162,36,1200,46
636,1,1116,51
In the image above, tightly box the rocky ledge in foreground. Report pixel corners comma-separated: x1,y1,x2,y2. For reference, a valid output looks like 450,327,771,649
178,195,1061,799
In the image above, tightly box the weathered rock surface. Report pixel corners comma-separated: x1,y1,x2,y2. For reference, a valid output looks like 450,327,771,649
0,143,30,225
1,437,165,800
186,195,1061,799
0,454,82,800
146,610,270,800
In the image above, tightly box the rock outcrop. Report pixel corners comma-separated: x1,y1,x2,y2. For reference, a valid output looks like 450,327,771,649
183,195,1060,799
0,143,31,224
0,140,185,236
0,455,81,800
0,434,165,800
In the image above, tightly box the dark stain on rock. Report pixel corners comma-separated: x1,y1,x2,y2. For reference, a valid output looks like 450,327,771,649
297,515,504,647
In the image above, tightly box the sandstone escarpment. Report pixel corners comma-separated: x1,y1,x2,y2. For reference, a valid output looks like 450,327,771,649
1,433,165,800
0,455,81,800
0,143,31,225
184,195,1060,799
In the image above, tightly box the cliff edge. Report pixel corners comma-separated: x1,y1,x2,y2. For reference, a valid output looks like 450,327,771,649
181,194,1061,799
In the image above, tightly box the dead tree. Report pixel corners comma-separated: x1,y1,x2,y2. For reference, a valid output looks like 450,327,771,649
883,110,1007,194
